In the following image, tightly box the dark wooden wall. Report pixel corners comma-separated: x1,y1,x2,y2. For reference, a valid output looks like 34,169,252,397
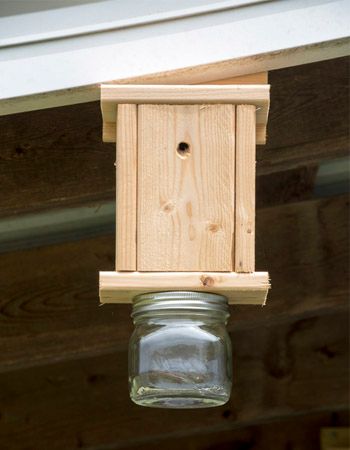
0,57,349,450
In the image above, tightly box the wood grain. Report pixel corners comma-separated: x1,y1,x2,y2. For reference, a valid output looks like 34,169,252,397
205,72,268,85
99,271,270,304
102,84,269,145
235,105,256,272
0,194,347,373
103,72,268,143
0,310,347,449
101,84,269,107
0,58,347,217
115,104,137,270
117,411,349,450
137,104,235,271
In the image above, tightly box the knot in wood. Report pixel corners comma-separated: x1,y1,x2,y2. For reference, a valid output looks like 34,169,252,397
207,223,220,233
161,201,175,214
200,275,215,287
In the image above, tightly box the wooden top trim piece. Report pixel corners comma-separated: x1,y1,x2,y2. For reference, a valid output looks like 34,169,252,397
101,84,270,105
101,83,270,145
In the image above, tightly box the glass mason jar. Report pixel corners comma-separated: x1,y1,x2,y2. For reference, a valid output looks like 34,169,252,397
128,291,232,409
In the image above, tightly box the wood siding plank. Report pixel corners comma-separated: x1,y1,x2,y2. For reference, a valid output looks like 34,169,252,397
0,311,348,449
0,194,347,372
116,412,350,450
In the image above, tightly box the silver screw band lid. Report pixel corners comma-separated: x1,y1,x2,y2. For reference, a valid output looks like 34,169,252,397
131,291,229,318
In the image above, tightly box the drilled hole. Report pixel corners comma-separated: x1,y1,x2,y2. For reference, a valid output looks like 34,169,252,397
176,142,190,159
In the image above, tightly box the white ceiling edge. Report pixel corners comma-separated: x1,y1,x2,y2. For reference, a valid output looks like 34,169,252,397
0,0,268,47
0,0,349,116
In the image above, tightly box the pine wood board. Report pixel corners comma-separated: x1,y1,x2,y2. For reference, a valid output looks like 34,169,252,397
137,104,236,271
235,105,256,272
99,271,270,304
101,84,270,144
115,104,137,270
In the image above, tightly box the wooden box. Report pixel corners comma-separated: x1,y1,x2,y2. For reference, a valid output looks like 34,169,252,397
99,85,270,304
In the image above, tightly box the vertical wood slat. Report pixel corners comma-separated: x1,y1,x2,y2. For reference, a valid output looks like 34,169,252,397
115,104,137,270
137,104,235,272
235,104,256,272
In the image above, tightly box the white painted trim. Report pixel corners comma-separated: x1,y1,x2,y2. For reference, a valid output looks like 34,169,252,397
0,0,268,48
0,0,349,115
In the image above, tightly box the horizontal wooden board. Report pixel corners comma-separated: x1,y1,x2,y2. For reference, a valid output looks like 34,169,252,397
104,119,266,144
117,411,350,450
101,84,269,108
0,58,347,217
101,84,269,144
103,72,268,143
99,271,270,304
0,310,348,449
0,194,348,373
256,165,318,208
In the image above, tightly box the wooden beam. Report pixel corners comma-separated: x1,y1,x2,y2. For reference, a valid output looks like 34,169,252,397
206,72,268,85
99,271,270,304
0,194,347,373
115,104,137,271
257,135,349,175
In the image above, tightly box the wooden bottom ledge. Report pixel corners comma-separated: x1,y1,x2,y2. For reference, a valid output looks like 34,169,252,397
99,271,270,305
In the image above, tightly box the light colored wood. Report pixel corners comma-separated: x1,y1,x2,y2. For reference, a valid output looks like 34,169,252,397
102,121,116,143
235,105,256,273
99,271,270,305
137,104,235,271
102,73,268,142
104,120,265,144
101,84,269,145
115,104,137,270
101,84,269,119
206,72,268,85
102,72,268,144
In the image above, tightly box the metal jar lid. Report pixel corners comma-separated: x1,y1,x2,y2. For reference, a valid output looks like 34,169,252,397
131,291,229,318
